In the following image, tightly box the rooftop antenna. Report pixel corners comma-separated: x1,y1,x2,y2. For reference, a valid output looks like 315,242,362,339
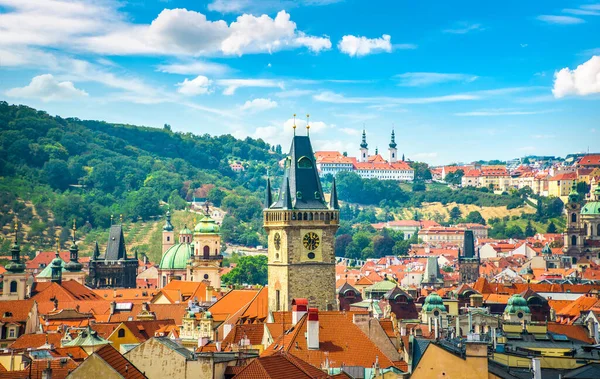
293,114,297,136
306,114,310,136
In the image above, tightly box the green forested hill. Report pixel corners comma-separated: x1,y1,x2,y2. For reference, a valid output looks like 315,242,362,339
0,101,282,261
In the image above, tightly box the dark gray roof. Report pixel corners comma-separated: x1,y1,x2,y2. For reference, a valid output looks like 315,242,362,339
563,363,600,379
153,337,195,359
105,225,128,261
461,230,476,259
270,136,328,210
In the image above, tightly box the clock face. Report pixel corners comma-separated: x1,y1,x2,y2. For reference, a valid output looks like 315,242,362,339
303,232,320,250
273,233,281,250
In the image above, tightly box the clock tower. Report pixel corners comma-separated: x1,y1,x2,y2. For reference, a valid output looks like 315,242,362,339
264,128,340,312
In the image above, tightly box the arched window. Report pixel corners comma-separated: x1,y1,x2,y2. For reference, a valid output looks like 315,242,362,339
571,213,577,223
571,235,577,246
9,281,17,293
203,245,210,259
162,276,167,287
297,156,313,169
118,329,126,338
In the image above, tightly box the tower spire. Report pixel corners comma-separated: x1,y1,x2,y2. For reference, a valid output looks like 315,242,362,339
306,114,310,136
163,209,174,231
265,175,273,208
389,129,397,149
293,114,297,136
282,177,293,210
360,128,368,149
6,219,25,273
329,178,339,210
66,219,82,272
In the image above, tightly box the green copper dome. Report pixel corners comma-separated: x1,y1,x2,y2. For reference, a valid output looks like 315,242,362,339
504,294,531,314
541,243,552,255
37,258,66,279
194,215,220,234
581,201,600,216
180,225,193,235
422,292,446,313
159,243,193,270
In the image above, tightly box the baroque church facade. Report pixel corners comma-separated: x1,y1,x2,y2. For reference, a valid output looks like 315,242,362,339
563,185,600,263
264,127,340,311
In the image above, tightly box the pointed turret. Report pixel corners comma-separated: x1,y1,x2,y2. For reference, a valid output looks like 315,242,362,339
282,177,293,210
65,219,83,272
402,153,405,162
269,135,326,210
163,210,174,231
265,176,273,208
329,178,339,210
360,129,368,149
93,241,100,260
389,129,397,149
568,182,579,203
50,237,63,284
6,221,25,273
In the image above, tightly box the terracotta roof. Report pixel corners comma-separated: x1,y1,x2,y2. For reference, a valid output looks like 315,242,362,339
223,324,266,349
0,300,35,323
234,352,329,379
549,172,577,181
52,346,89,362
92,288,157,303
26,251,71,270
158,280,208,302
108,303,188,324
93,320,176,342
578,154,600,167
93,344,146,379
9,333,63,350
31,280,104,302
262,311,395,369
0,358,78,379
208,289,261,322
547,323,595,344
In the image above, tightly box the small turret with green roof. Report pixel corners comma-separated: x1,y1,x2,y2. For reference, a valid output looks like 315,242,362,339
581,186,600,215
422,292,447,313
541,243,552,255
163,210,174,232
6,221,26,273
65,219,83,272
568,182,579,203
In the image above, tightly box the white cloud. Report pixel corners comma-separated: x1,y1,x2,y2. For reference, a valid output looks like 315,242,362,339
454,108,552,116
562,8,600,16
443,22,483,34
0,3,330,57
217,78,284,95
338,34,392,57
240,98,278,112
237,116,329,147
6,73,88,101
274,89,314,98
537,15,585,24
313,91,479,104
552,56,600,98
176,75,212,96
157,61,230,75
208,0,343,14
395,72,478,86
339,127,362,136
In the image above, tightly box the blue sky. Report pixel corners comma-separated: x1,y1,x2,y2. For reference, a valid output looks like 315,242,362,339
1,0,599,165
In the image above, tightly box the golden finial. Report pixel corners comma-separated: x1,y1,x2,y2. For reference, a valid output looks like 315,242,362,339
293,114,297,136
55,236,60,252
110,214,114,225
119,214,123,224
72,219,77,241
306,114,310,135
194,216,197,225
13,219,18,243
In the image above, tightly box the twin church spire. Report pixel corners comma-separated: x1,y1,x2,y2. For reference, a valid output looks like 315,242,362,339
359,129,402,163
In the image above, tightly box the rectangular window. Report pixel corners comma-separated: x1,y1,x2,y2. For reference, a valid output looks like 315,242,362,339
276,290,281,311
8,329,15,339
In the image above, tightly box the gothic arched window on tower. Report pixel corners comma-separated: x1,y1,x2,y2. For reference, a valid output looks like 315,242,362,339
297,156,313,169
571,213,577,223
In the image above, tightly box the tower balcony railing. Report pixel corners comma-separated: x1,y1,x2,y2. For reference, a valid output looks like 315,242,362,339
189,255,224,261
263,209,339,227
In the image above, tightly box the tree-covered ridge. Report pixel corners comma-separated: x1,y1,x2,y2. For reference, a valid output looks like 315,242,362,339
0,102,282,255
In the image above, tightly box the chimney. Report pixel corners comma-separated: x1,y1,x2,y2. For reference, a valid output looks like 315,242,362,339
531,357,541,379
470,294,483,308
292,298,308,326
400,326,407,336
306,308,319,350
109,301,116,315
216,341,222,352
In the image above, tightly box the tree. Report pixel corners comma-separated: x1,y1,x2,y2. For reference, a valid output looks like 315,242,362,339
412,182,426,192
335,234,352,257
505,225,525,239
125,187,161,221
168,190,187,210
221,255,268,285
373,231,395,258
465,211,486,225
43,159,71,190
546,221,557,233
449,206,462,221
525,221,536,237
445,169,464,186
207,187,226,207
411,162,431,181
